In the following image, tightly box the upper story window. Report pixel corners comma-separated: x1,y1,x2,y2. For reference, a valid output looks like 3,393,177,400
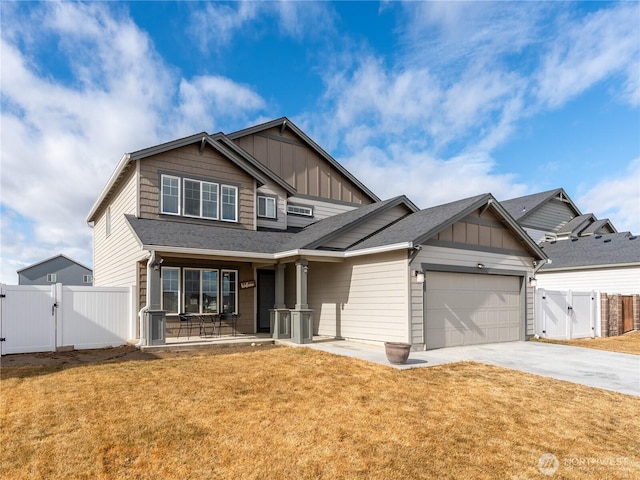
161,174,237,222
221,185,237,222
161,175,180,215
287,204,313,217
257,195,277,219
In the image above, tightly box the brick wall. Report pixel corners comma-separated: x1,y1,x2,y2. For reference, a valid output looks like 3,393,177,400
600,293,639,337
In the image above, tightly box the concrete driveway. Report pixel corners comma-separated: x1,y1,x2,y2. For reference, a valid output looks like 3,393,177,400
305,340,640,396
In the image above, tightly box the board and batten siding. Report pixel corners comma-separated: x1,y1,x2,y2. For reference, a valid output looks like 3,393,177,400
234,128,373,205
138,143,256,230
308,251,409,343
322,205,410,250
256,182,287,231
287,196,359,229
93,167,141,288
537,266,640,295
411,245,536,340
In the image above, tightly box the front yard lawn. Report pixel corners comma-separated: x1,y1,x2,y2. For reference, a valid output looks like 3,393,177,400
536,330,640,355
1,346,638,479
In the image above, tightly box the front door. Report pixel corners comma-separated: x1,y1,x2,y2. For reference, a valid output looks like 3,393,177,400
257,270,275,332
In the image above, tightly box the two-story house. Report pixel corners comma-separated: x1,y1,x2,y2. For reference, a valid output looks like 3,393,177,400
87,117,545,350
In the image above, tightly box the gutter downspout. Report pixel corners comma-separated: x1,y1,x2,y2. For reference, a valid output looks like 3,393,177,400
135,251,155,347
533,258,551,276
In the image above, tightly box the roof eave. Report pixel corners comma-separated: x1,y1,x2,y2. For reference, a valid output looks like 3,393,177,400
86,153,132,223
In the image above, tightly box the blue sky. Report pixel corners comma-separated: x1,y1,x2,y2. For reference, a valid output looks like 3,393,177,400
1,1,639,283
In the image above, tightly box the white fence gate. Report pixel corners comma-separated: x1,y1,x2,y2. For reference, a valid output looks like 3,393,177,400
0,283,133,355
535,289,600,339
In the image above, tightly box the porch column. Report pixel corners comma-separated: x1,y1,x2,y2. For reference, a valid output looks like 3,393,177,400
295,259,308,309
144,253,166,346
271,263,291,339
291,259,313,344
275,263,286,309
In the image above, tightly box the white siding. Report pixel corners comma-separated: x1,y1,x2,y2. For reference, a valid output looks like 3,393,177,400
537,266,640,295
287,196,358,228
256,182,287,231
93,168,141,288
323,205,409,249
308,251,409,343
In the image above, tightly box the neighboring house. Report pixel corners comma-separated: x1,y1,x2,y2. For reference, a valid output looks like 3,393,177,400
17,254,93,286
87,117,545,350
502,188,639,336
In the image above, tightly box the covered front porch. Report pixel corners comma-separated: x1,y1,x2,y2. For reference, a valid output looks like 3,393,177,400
140,251,323,346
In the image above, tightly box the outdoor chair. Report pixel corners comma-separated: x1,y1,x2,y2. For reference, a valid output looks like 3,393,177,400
199,314,218,337
218,313,238,337
177,313,195,338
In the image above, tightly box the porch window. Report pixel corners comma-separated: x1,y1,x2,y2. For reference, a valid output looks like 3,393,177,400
161,175,180,215
182,268,231,314
221,270,237,314
162,267,180,313
257,195,276,219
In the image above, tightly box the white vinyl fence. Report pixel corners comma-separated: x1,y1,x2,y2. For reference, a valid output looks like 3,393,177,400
535,289,600,340
0,283,134,355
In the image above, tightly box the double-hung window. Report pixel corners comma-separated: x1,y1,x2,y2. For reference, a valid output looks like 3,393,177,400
184,179,218,219
161,175,180,215
221,185,237,222
162,267,180,314
257,195,277,219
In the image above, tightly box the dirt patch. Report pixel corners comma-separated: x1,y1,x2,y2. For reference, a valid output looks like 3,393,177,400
0,344,278,369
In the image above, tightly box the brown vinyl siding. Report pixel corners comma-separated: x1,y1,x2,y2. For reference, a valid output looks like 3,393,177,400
435,210,524,252
234,128,372,205
138,143,255,229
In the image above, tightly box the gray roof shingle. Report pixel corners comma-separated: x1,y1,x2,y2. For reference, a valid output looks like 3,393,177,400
501,188,564,221
540,233,640,269
349,194,490,250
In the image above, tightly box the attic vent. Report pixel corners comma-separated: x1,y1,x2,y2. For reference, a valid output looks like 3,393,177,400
630,236,638,240
603,239,612,243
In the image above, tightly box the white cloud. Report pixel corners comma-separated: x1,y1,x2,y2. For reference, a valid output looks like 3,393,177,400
0,3,267,283
177,75,266,133
341,144,528,209
535,3,640,108
576,158,640,234
190,1,261,51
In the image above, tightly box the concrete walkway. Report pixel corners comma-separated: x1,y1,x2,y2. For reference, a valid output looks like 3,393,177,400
304,340,640,396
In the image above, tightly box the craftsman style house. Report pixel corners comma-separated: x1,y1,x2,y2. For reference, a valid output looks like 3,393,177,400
87,118,545,349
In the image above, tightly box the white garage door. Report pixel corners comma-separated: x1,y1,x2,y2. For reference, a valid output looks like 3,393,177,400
425,271,522,349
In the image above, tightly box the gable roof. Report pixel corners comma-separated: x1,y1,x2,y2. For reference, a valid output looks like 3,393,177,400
349,193,546,259
540,233,639,270
17,254,92,274
501,188,581,222
557,213,597,237
580,219,617,236
283,196,417,250
86,131,297,223
228,117,380,203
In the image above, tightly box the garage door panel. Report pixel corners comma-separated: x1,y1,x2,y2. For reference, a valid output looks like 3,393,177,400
426,272,521,349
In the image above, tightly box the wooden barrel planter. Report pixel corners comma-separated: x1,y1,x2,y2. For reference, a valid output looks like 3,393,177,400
384,342,411,364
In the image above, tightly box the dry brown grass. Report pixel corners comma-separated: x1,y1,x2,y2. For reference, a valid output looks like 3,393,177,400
536,330,640,355
2,346,639,479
